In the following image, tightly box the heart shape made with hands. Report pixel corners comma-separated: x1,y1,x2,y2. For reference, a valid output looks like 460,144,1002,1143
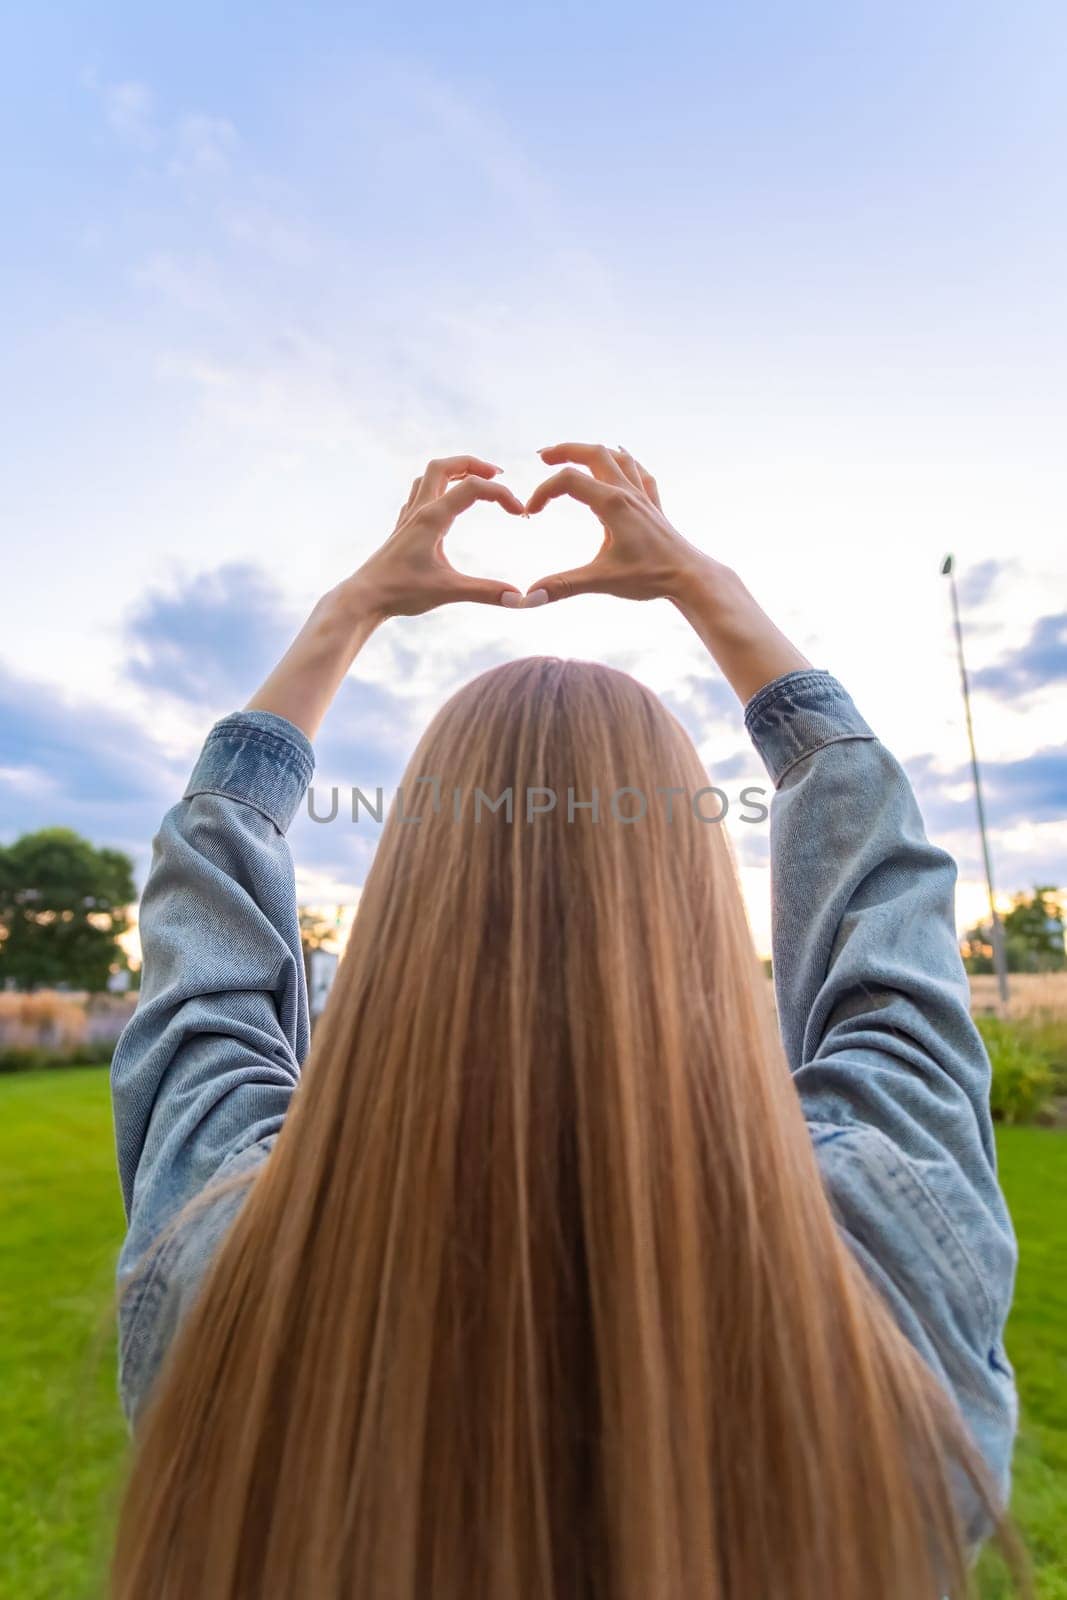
411,442,665,610
445,477,602,610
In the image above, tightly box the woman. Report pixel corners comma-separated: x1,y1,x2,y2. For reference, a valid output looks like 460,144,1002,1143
110,445,1022,1599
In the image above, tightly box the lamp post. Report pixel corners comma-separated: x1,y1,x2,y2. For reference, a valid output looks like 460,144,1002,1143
940,555,1010,1009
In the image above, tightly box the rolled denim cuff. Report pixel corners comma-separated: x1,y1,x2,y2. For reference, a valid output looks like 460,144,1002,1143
183,710,315,833
743,669,875,787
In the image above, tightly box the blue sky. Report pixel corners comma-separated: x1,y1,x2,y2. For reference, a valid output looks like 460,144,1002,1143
1,0,1065,953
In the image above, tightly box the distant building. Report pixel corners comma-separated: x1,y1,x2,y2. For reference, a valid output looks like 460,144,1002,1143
306,947,339,1026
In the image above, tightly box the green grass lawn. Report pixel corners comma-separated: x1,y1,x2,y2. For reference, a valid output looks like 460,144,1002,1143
0,1070,127,1600
0,1069,1064,1598
978,1127,1067,1599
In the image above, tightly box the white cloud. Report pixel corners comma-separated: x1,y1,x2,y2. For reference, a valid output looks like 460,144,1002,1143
102,78,156,149
86,70,235,177
133,251,229,314
219,200,318,266
169,112,238,177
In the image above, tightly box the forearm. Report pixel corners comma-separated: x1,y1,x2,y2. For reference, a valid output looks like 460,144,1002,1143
246,578,382,742
671,559,810,704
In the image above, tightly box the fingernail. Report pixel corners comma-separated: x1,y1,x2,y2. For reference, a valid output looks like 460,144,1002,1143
500,591,523,608
522,589,549,608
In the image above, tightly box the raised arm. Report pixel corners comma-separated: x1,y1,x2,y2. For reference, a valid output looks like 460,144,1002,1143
113,457,525,1278
246,457,524,737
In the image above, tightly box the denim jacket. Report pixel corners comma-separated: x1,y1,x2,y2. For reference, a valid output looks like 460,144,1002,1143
111,668,1018,1527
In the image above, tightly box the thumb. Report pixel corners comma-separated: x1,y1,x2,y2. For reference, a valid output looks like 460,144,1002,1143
520,563,605,606
448,573,525,608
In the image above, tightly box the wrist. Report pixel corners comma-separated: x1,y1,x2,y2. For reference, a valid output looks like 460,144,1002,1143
669,558,811,704
322,575,388,634
668,554,747,624
244,582,382,740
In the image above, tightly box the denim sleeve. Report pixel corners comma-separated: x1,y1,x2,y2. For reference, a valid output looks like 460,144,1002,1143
746,669,1018,1516
110,710,314,1284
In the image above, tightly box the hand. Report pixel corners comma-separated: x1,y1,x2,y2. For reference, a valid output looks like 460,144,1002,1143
349,455,525,620
522,443,717,605
246,455,524,740
523,441,810,702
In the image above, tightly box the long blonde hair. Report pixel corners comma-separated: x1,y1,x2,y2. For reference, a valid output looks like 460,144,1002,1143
113,657,1018,1598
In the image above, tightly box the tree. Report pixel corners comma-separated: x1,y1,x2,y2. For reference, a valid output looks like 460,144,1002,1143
961,886,1065,975
0,828,136,992
1002,886,1066,972
959,922,995,975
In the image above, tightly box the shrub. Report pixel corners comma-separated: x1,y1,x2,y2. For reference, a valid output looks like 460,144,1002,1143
0,989,134,1068
1017,1012,1067,1094
0,1045,54,1073
977,1016,1056,1125
0,1032,117,1074
0,990,87,1051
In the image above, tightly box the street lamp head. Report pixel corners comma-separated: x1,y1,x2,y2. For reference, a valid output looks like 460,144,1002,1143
940,554,954,576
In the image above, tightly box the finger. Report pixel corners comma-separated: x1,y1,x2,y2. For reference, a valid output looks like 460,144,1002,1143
431,475,526,521
524,466,625,518
398,474,422,518
537,441,630,485
415,455,502,504
612,446,644,491
520,563,607,605
631,455,661,509
447,573,525,608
